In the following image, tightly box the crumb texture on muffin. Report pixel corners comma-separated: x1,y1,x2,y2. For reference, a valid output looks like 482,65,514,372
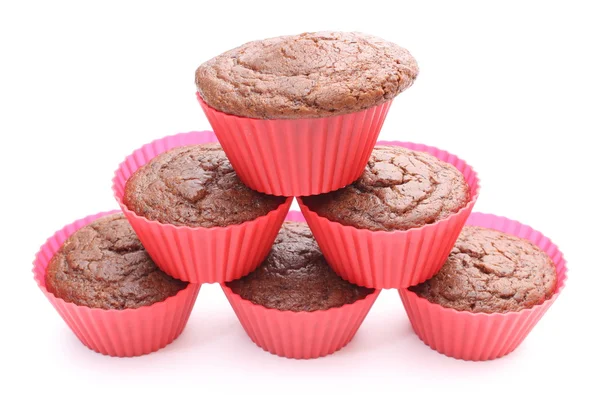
196,31,419,119
123,143,285,227
410,226,557,313
303,146,470,231
45,214,187,310
227,222,373,312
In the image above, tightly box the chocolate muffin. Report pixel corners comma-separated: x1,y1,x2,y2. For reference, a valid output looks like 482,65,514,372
123,143,286,227
302,146,470,231
195,31,418,119
410,226,557,314
45,213,187,310
227,221,373,312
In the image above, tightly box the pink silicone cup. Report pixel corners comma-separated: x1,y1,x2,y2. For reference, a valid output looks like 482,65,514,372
298,141,480,289
112,131,293,284
398,212,567,361
32,210,201,357
198,93,392,196
221,210,381,359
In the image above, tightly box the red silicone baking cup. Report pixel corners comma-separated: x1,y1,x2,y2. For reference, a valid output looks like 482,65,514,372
112,131,293,284
298,141,480,289
32,210,201,357
198,93,392,196
399,212,567,361
221,210,381,359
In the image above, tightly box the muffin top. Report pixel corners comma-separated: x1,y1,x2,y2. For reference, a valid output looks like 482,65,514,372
123,143,286,227
45,214,187,310
302,146,470,231
195,31,418,119
410,226,557,314
227,221,373,312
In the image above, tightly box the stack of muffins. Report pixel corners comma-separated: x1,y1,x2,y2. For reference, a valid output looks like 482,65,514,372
33,32,567,361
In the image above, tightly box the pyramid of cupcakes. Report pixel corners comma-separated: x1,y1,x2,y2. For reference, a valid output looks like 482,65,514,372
33,32,567,361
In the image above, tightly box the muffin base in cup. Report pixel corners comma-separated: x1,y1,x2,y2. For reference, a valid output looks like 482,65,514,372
33,210,201,357
198,93,392,197
112,131,293,284
298,141,480,289
221,210,381,359
399,212,567,361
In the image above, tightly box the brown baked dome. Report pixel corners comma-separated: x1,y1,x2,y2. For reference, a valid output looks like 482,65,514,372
45,213,187,310
410,226,557,313
123,143,286,227
302,145,470,231
227,221,373,312
195,31,418,119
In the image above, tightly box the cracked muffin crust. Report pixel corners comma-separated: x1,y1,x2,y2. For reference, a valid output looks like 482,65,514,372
227,221,374,312
195,31,418,119
410,226,557,313
123,143,286,227
302,146,470,231
45,213,187,310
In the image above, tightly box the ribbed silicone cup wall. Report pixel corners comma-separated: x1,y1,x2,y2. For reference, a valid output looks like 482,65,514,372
112,131,292,284
199,94,392,197
399,212,567,361
32,210,201,357
221,210,381,359
298,141,480,289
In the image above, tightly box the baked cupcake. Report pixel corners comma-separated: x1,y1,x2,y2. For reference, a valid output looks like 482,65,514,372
399,213,567,361
33,211,200,357
113,131,292,284
222,211,380,359
196,32,418,119
46,213,187,309
298,142,479,289
302,145,470,231
196,31,419,196
123,143,285,227
409,226,556,313
227,221,374,311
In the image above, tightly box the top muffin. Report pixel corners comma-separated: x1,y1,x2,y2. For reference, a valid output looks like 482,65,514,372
195,31,418,119
302,146,470,231
123,143,286,227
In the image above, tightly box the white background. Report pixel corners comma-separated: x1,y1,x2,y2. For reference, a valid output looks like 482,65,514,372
1,1,598,393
